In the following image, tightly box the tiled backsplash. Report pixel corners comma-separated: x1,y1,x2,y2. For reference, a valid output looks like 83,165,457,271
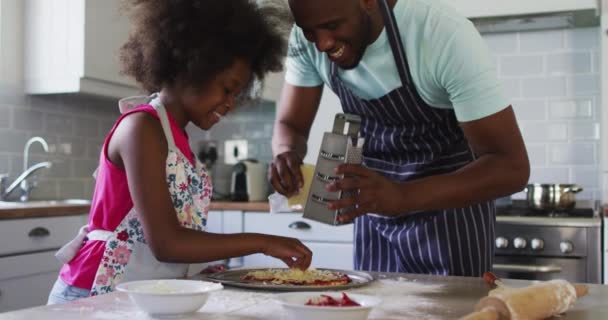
0,27,602,202
482,27,601,200
186,101,276,198
0,94,119,200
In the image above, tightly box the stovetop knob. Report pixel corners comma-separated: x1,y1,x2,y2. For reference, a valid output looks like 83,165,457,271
495,237,509,249
513,237,527,249
560,241,573,254
530,238,544,251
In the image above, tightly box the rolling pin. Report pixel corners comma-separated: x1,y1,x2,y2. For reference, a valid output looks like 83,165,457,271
461,276,589,320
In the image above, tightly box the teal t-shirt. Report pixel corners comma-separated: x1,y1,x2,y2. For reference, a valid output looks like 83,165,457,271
285,0,509,122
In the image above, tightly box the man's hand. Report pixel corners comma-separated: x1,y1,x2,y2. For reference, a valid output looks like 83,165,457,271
269,151,304,196
326,164,404,223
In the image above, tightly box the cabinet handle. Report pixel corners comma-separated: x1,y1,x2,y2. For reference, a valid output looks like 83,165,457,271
288,221,311,230
28,227,50,238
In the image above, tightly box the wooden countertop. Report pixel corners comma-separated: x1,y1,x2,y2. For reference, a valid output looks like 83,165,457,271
209,201,270,212
0,200,91,220
0,200,273,220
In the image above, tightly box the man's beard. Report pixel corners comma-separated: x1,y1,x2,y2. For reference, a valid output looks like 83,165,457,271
340,13,373,70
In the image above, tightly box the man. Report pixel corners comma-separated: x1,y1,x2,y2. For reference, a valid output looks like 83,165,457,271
269,0,529,276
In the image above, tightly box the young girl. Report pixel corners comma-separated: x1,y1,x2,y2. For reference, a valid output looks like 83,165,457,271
48,0,311,304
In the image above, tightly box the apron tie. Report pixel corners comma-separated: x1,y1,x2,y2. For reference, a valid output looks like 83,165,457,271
55,226,113,264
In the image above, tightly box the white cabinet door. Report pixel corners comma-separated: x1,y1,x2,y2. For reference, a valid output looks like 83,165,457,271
0,215,85,257
24,0,138,97
206,210,223,234
244,212,353,243
83,0,135,87
0,251,62,312
0,271,58,312
242,211,354,270
243,242,354,270
305,242,354,270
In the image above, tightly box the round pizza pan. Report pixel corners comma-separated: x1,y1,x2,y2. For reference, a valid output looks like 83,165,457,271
200,268,375,291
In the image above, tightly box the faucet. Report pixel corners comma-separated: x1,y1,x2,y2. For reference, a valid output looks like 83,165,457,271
0,137,52,202
21,137,50,195
0,162,53,201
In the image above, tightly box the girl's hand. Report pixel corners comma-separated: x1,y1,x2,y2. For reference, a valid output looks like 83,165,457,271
326,164,404,223
262,235,312,270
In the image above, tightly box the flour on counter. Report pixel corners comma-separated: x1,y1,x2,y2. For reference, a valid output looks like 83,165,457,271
351,279,455,320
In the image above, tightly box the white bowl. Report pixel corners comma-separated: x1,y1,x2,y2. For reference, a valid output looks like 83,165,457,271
116,279,222,316
276,291,382,320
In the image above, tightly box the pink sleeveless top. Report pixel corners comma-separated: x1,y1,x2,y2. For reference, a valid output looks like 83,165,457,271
59,105,195,289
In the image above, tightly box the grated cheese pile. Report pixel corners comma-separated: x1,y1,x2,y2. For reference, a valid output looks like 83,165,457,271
243,268,346,284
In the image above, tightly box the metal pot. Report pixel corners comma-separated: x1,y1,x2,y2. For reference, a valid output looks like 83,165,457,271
524,183,583,211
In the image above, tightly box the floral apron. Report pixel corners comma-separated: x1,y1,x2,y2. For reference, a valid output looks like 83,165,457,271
88,95,212,295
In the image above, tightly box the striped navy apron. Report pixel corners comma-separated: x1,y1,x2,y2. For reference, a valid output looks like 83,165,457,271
329,0,495,276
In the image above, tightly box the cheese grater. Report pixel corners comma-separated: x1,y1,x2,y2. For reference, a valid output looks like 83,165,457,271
303,113,365,225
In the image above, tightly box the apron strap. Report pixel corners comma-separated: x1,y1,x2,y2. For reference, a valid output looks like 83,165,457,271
148,94,178,151
377,0,412,87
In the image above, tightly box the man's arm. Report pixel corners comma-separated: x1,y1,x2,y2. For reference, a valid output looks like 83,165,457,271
270,83,323,195
328,106,529,221
397,105,530,211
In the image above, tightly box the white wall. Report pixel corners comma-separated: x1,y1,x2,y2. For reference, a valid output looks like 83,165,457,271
483,28,602,200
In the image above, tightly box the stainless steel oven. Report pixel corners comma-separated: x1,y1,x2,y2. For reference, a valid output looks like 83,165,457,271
494,202,602,284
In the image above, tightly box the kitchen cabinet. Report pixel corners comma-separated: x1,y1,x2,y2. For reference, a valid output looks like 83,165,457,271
24,0,139,98
242,212,354,270
0,214,87,312
450,0,599,19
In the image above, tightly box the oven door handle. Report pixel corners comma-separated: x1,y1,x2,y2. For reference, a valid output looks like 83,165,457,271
492,263,562,273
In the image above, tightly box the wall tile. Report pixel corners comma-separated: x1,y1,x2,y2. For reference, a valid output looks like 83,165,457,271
522,77,567,98
520,123,567,141
519,30,564,52
12,108,44,132
499,55,544,77
550,144,595,165
58,179,88,199
0,154,10,174
571,167,600,189
511,100,546,121
569,75,600,96
500,78,521,98
0,129,31,153
86,138,104,160
0,105,11,128
524,144,547,166
548,99,594,119
72,158,98,178
45,113,74,136
568,122,600,140
528,167,570,184
45,157,72,179
565,28,599,50
74,117,100,138
546,52,591,74
28,179,58,200
482,32,519,54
